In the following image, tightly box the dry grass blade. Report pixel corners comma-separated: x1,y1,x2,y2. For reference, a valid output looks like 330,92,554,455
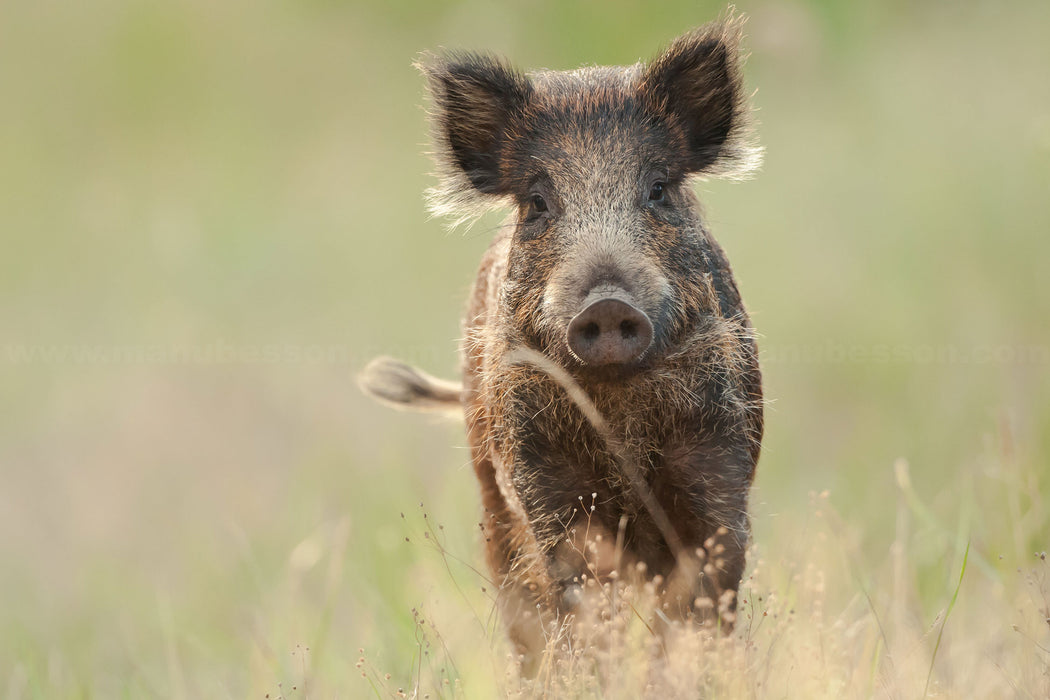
924,539,970,697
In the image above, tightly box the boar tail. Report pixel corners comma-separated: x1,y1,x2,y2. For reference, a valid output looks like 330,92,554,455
358,356,462,414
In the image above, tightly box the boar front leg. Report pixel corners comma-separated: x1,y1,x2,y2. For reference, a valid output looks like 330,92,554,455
662,443,754,630
508,450,618,617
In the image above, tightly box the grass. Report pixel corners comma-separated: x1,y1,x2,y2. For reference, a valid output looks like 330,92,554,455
350,481,1049,699
1,0,1048,697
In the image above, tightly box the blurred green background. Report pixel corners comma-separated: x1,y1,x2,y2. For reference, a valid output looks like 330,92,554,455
1,0,1048,696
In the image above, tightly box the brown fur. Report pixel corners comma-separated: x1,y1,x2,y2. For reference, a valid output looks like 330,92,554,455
360,10,764,672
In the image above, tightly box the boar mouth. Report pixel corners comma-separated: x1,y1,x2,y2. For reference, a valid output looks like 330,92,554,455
570,360,651,383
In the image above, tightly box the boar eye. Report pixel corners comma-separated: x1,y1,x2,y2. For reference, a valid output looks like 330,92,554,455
648,181,665,202
529,193,549,215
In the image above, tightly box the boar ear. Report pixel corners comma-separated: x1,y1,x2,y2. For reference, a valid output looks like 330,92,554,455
639,13,761,179
417,53,532,223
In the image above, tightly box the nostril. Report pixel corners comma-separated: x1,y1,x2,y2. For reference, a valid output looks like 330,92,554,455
582,322,601,341
619,320,637,339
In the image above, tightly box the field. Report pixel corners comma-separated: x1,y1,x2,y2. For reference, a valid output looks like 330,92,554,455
2,0,1048,697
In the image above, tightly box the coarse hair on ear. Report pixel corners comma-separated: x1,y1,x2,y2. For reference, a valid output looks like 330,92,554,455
639,9,762,180
415,51,532,226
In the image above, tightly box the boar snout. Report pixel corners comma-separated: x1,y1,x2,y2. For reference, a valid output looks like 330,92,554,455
567,291,653,367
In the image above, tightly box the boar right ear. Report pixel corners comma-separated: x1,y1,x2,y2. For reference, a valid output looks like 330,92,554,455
417,53,531,223
639,13,762,179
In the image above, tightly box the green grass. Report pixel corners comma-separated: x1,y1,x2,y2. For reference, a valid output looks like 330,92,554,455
1,0,1048,696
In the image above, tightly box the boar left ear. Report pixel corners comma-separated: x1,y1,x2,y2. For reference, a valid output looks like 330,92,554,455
639,13,762,179
417,52,532,224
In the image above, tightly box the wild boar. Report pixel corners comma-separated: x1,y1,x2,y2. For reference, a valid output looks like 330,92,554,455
361,11,764,670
